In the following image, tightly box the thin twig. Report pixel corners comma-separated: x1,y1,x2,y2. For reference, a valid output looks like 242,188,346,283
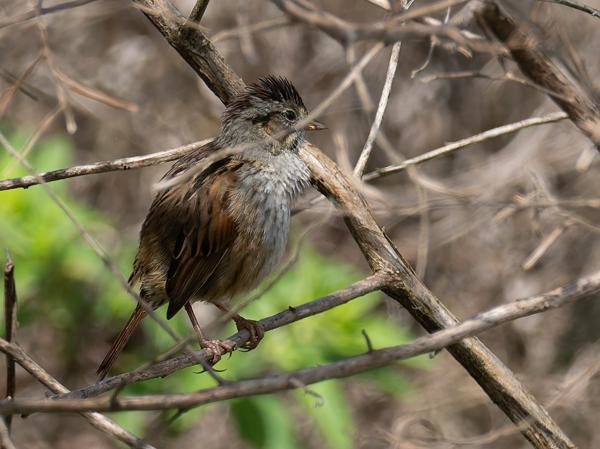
363,112,568,180
3,252,17,433
0,139,211,191
354,42,401,177
3,269,600,413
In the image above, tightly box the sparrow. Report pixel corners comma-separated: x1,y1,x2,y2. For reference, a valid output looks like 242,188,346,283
97,76,325,379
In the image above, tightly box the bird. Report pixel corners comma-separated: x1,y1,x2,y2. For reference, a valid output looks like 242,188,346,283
97,75,325,379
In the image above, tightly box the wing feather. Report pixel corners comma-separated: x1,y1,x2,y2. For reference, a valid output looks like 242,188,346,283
164,166,239,319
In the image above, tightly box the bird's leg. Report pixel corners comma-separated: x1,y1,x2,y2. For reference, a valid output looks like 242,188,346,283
184,302,233,363
215,303,264,350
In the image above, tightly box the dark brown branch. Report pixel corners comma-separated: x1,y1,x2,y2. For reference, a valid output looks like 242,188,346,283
475,0,600,150
2,253,16,433
2,269,599,414
56,274,387,400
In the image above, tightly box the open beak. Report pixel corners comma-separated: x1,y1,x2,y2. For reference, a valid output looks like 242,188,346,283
306,119,327,131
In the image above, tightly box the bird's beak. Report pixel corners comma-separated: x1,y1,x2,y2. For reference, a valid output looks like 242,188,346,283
306,119,327,131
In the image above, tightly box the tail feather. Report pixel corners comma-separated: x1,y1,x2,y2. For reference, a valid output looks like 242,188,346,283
97,305,146,380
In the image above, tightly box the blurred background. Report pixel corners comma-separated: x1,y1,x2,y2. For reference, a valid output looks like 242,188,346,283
1,0,600,447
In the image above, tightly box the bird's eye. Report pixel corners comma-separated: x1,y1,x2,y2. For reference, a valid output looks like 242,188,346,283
283,110,297,121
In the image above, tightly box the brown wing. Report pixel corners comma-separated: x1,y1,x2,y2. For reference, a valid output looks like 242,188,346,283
164,163,239,319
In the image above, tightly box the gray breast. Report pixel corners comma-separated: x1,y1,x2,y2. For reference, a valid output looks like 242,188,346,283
223,152,310,297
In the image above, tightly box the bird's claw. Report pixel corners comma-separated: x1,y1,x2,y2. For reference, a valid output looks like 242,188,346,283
233,317,264,350
200,339,235,364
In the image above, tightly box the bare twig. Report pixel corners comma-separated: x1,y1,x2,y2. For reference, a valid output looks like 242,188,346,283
0,139,211,192
522,222,574,270
354,42,401,177
3,269,599,413
3,252,17,432
363,112,568,180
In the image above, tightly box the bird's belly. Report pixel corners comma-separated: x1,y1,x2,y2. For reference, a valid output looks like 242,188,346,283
201,195,290,302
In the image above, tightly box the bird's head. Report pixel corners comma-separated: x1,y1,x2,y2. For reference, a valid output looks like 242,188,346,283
221,76,325,153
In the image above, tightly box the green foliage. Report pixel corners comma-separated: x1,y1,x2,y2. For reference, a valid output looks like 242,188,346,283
0,132,429,448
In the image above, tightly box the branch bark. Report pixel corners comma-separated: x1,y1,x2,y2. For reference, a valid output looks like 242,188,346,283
2,253,16,433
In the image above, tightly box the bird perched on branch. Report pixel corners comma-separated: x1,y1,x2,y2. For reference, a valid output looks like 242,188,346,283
97,76,325,379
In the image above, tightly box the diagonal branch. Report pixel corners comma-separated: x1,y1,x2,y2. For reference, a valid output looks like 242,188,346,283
1,268,599,413
363,111,568,180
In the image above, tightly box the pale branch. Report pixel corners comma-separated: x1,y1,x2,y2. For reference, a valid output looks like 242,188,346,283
2,269,599,414
354,42,401,177
363,112,568,181
0,139,210,192
475,0,600,149
55,274,387,400
2,253,17,432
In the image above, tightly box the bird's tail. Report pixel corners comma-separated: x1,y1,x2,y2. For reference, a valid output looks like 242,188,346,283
97,304,146,380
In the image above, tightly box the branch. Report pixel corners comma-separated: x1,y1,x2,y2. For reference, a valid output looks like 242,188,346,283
2,253,16,433
0,139,210,192
363,111,568,180
2,269,599,413
56,274,387,400
475,0,600,149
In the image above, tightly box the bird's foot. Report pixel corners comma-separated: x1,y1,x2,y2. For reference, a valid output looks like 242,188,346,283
233,316,264,350
200,339,235,364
